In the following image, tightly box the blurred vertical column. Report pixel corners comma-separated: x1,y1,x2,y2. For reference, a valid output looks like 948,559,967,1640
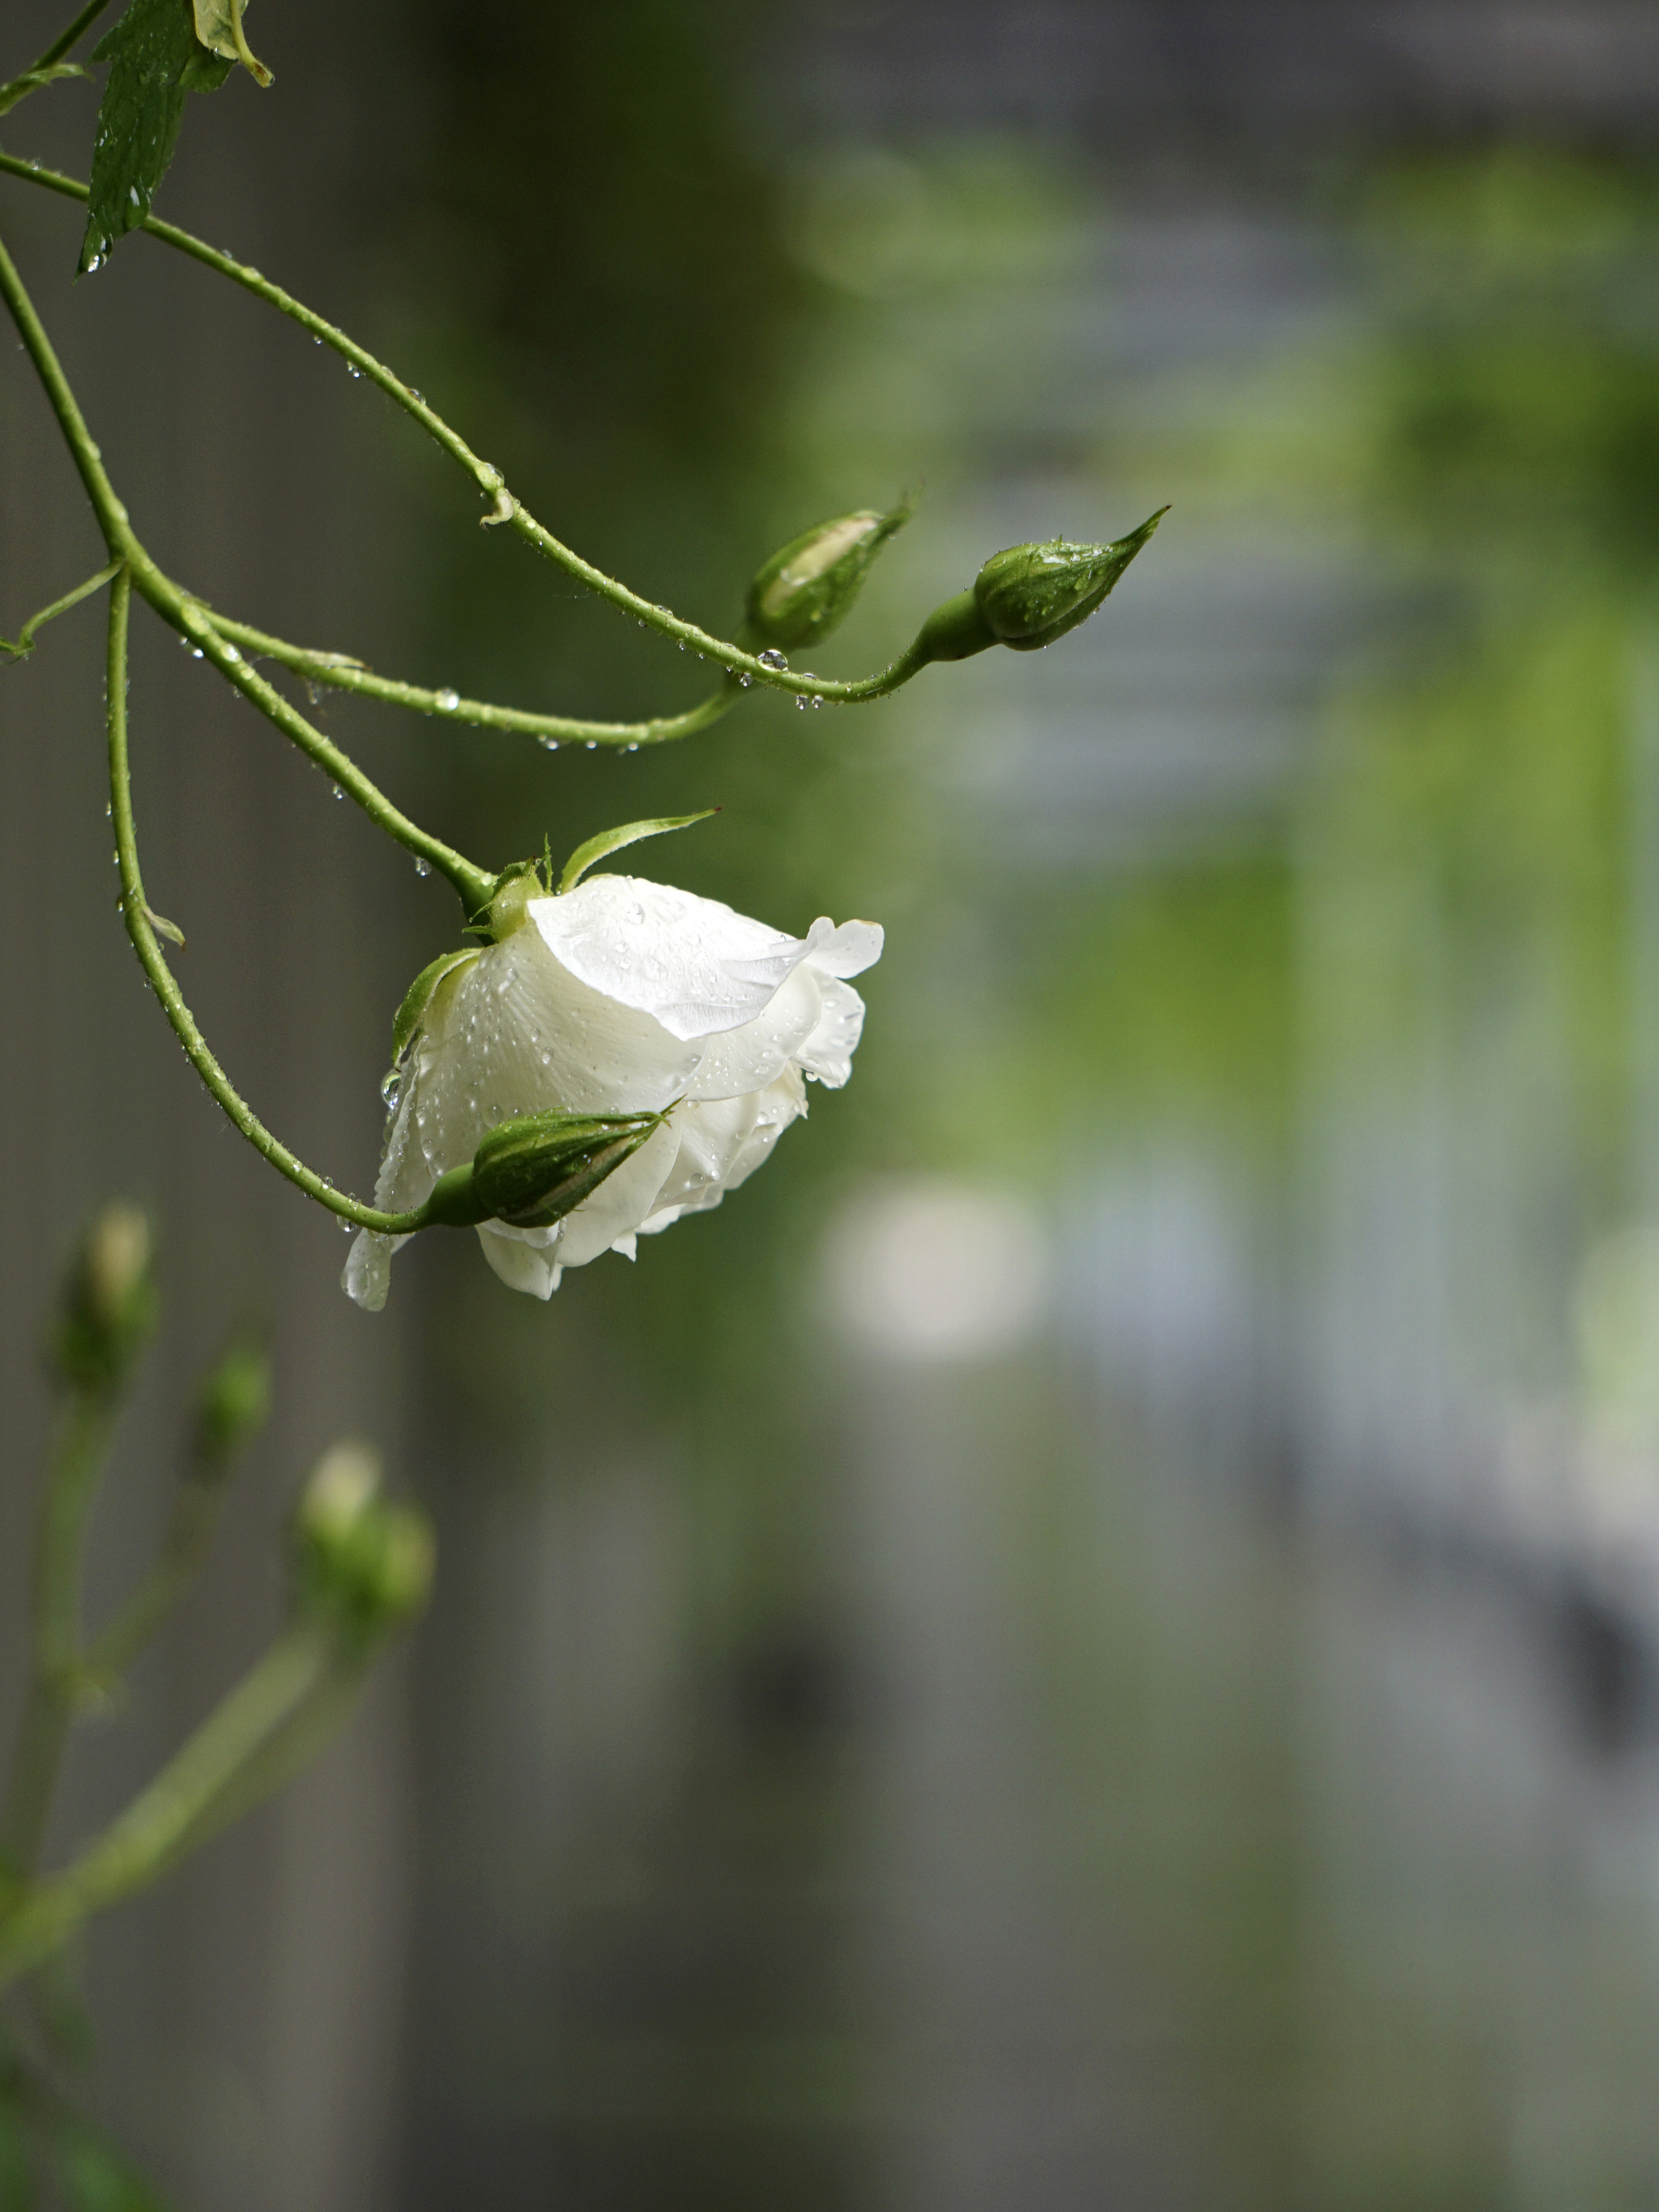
0,1,420,2205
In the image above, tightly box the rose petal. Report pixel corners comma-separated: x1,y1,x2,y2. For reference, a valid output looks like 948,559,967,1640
530,878,877,1041
476,1224,562,1300
550,1120,679,1268
795,976,865,1089
651,1095,761,1216
685,965,821,1100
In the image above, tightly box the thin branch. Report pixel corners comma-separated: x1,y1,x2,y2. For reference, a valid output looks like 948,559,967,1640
0,152,936,706
0,558,122,660
28,0,115,73
83,1471,230,1685
0,1625,342,1992
105,569,437,1235
0,219,497,912
203,609,743,749
1,1400,116,1879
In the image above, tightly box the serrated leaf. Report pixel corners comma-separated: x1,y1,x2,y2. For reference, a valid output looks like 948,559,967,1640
79,0,233,275
557,810,719,895
190,0,271,85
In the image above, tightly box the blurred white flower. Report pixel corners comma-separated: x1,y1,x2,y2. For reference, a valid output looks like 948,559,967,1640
344,874,881,1309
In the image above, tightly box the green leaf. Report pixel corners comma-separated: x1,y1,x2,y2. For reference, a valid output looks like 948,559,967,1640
557,810,719,895
390,949,480,1065
79,0,233,275
190,0,271,85
0,62,88,121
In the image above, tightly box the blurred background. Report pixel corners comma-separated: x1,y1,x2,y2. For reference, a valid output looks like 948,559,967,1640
7,0,1659,2206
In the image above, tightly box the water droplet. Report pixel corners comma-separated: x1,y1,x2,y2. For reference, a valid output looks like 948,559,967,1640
221,642,241,662
413,856,430,878
796,695,808,711
347,363,361,378
191,648,203,660
739,674,752,688
757,648,788,671
586,740,598,750
332,784,344,801
436,688,459,712
625,741,639,753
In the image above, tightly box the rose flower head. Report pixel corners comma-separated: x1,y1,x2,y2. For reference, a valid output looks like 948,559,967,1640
345,867,881,1308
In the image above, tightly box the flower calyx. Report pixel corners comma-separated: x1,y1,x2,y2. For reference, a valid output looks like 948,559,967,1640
745,497,914,654
909,506,1168,665
292,1441,433,1650
417,1107,672,1232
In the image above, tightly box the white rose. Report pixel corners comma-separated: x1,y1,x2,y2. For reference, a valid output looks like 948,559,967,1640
343,873,882,1309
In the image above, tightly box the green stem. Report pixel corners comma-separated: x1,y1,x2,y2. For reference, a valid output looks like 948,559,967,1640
27,0,115,72
2,1398,117,1880
0,558,122,660
0,153,936,707
104,570,437,1233
0,0,112,119
0,1625,342,1992
203,609,742,749
82,1471,229,1685
160,596,496,910
0,219,494,912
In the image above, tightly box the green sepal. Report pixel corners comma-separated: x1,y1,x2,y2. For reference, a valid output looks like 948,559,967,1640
80,0,235,274
471,1108,666,1227
908,587,997,666
973,507,1167,652
557,812,718,896
390,948,480,1065
745,497,913,653
419,1163,491,1228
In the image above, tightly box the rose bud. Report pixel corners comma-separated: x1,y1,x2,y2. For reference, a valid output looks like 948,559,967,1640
745,498,912,653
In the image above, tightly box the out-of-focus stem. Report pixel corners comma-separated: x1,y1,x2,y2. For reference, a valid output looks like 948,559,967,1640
0,1625,342,1992
1,1399,116,1879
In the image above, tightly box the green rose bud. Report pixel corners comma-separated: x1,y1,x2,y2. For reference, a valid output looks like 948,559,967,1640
975,507,1167,650
193,1334,272,1473
415,1107,668,1231
471,1107,667,1228
745,497,912,653
49,1201,157,1398
907,506,1167,668
293,1441,433,1645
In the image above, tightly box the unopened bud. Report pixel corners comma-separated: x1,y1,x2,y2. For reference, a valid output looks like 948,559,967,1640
975,509,1166,651
194,1334,272,1472
908,507,1166,668
420,1108,667,1231
294,1441,433,1642
49,1201,156,1396
746,498,911,653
